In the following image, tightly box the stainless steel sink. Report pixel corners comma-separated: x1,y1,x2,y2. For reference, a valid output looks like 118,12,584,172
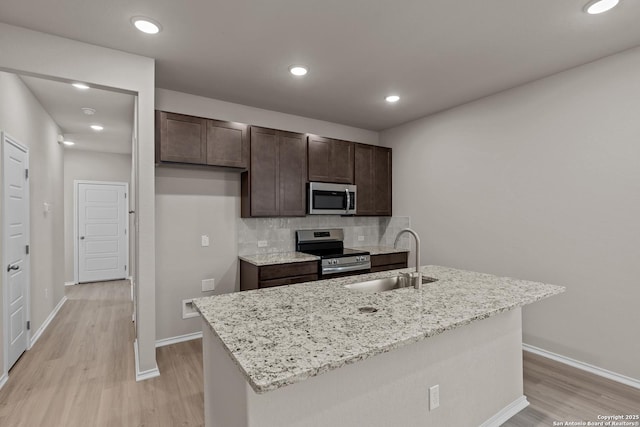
344,275,438,293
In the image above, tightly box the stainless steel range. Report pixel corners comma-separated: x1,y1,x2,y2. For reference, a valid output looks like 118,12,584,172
296,229,371,277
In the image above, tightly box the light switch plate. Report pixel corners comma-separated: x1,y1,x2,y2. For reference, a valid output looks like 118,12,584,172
202,278,215,292
201,235,210,247
257,240,268,248
358,235,364,241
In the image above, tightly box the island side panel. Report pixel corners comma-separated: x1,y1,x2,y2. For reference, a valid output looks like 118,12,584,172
244,309,525,427
203,319,249,427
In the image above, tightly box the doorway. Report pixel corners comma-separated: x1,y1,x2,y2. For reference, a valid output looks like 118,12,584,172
75,181,129,284
2,132,30,371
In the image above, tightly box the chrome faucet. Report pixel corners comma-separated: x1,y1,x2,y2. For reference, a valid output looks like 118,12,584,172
394,228,422,289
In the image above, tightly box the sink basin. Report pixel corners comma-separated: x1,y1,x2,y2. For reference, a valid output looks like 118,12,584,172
344,275,438,293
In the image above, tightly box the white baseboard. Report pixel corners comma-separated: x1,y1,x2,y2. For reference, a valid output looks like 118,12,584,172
156,331,203,348
29,296,67,348
523,343,640,390
64,281,76,287
134,339,160,382
479,395,529,427
0,373,8,391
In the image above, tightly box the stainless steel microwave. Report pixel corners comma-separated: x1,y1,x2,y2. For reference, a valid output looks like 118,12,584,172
308,182,356,215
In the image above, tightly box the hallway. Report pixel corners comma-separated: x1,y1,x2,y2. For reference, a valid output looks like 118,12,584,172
0,280,203,427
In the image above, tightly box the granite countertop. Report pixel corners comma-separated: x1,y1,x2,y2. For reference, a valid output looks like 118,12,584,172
239,252,320,266
193,265,564,394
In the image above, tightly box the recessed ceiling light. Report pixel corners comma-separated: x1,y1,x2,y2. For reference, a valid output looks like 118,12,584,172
82,107,96,115
385,95,400,103
131,17,162,34
90,124,104,131
63,140,75,146
584,0,620,14
289,65,308,76
72,83,90,90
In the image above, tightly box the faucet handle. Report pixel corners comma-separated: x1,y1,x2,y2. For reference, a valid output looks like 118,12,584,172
412,271,423,290
398,272,412,288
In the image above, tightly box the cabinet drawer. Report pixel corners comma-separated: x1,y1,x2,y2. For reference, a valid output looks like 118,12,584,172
370,252,408,267
371,263,407,273
259,274,318,288
259,261,318,280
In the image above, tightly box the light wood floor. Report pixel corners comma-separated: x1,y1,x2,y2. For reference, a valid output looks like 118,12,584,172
0,280,203,427
505,351,640,426
1,281,637,426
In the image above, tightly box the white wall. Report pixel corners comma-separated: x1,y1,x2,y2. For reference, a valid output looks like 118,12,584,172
155,89,379,341
63,150,132,283
0,23,157,374
0,71,64,374
381,47,640,380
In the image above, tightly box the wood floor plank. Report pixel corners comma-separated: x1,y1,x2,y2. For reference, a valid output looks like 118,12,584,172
0,281,204,427
0,280,636,426
505,351,640,426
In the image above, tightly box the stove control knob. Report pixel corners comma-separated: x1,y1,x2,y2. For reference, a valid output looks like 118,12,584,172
334,259,339,265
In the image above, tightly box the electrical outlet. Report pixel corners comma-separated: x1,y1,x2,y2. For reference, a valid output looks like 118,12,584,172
358,235,364,241
202,278,215,292
201,235,210,247
257,240,268,248
182,299,199,319
429,385,440,410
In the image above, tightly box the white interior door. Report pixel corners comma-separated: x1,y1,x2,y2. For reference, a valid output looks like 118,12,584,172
77,182,128,283
2,133,30,370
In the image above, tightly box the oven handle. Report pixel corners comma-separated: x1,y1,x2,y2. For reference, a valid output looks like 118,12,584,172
345,189,350,214
322,263,371,275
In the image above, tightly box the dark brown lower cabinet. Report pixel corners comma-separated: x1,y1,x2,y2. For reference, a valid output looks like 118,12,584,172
370,252,408,273
240,253,409,291
240,260,319,291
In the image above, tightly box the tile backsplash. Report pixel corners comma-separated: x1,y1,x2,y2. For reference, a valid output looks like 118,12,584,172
238,216,411,255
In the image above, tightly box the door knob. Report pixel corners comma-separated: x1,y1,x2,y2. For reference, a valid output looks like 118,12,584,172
80,236,85,240
7,264,19,272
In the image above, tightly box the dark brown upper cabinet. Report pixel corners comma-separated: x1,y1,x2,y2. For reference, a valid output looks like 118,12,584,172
156,111,248,168
354,144,392,216
206,119,248,168
307,135,354,184
241,127,307,217
156,111,207,165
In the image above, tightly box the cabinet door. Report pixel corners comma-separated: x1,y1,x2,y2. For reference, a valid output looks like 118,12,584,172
308,135,354,184
307,135,332,182
374,146,392,215
157,111,207,164
249,127,279,216
354,144,375,215
330,139,354,184
206,119,248,168
279,131,307,216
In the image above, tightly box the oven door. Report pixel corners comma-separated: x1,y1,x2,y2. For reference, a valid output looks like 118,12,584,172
308,182,356,215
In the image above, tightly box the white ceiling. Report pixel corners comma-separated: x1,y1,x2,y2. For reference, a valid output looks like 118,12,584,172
2,0,639,130
20,76,134,154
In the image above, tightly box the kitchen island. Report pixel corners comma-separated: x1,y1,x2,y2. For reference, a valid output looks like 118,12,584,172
193,265,564,427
